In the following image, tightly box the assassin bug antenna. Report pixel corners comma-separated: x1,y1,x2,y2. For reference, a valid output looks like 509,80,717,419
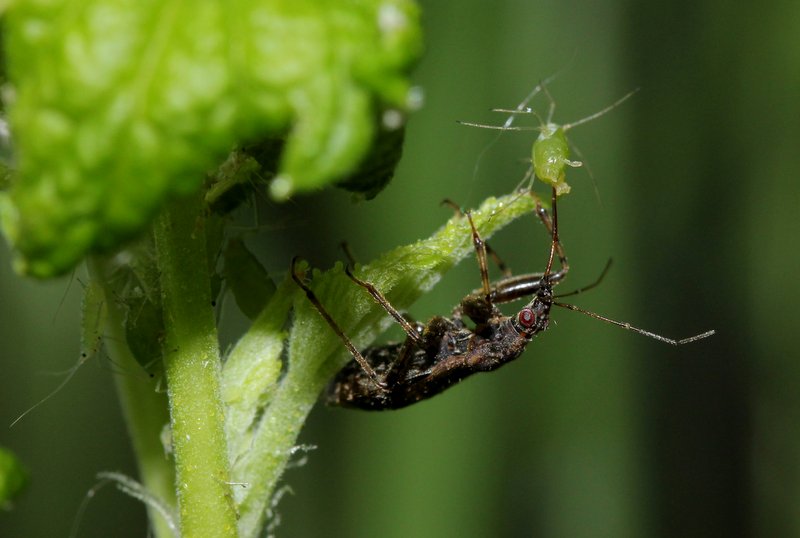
554,258,613,299
536,191,715,345
480,188,713,346
552,300,716,345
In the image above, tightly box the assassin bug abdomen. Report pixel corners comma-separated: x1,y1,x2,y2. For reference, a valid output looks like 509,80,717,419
325,285,553,410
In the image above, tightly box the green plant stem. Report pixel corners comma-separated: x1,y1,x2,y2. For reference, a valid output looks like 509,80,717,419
89,257,177,538
153,193,238,538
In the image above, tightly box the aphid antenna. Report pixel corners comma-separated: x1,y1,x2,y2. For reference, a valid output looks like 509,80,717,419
462,72,562,183
562,87,640,131
500,76,554,128
540,85,639,204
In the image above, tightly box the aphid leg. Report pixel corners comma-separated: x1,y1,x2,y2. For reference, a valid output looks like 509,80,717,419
501,78,549,127
343,266,422,345
490,73,562,126
458,76,561,132
291,258,387,391
514,165,536,194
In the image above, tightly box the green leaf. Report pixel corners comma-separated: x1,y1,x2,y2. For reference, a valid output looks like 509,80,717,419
2,0,422,277
335,123,406,199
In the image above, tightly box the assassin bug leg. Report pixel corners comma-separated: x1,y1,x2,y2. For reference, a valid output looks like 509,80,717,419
442,199,512,278
466,211,492,298
343,266,423,345
290,257,388,392
461,190,569,315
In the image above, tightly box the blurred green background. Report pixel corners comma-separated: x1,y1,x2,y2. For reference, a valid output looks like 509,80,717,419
2,0,799,536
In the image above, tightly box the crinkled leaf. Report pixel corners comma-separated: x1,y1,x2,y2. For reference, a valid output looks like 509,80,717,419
2,0,422,277
336,123,405,199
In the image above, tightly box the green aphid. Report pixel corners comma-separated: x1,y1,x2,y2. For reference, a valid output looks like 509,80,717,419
461,81,638,196
531,123,579,196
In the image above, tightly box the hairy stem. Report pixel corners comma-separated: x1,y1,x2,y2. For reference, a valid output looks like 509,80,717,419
153,193,238,538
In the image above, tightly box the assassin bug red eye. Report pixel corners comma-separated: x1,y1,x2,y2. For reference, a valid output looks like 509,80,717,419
518,308,536,328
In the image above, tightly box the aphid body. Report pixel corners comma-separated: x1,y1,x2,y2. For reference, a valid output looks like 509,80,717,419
532,123,578,196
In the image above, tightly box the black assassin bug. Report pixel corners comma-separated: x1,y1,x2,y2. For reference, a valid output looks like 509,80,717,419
291,188,714,411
